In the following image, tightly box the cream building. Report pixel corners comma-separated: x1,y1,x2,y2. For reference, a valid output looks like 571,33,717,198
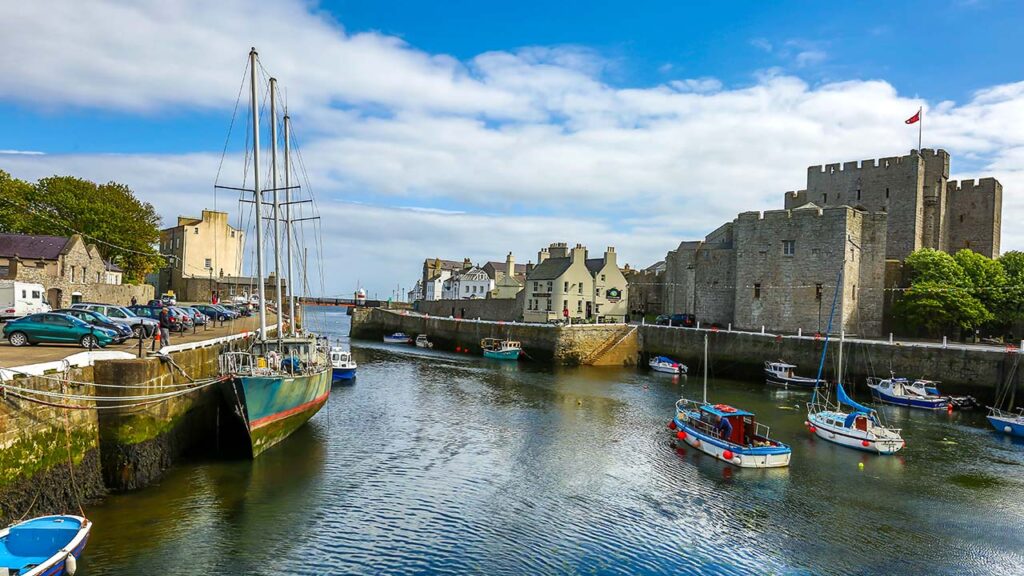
157,209,248,301
490,253,524,299
523,242,629,323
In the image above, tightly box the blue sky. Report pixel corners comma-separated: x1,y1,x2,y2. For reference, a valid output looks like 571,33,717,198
1,1,1023,297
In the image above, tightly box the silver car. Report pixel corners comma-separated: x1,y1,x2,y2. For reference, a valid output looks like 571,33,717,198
72,303,159,338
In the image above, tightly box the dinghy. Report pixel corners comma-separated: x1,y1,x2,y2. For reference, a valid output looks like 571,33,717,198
0,515,91,576
764,361,823,388
330,347,357,382
671,335,791,468
383,332,413,344
650,356,687,375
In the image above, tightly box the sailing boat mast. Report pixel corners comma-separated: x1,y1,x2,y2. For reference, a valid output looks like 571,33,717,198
284,114,295,336
269,78,284,340
703,333,708,404
249,48,267,341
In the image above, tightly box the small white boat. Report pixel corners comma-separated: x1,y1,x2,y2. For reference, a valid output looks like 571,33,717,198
383,332,412,344
415,334,433,349
0,515,91,576
764,361,823,389
330,347,357,382
650,356,686,375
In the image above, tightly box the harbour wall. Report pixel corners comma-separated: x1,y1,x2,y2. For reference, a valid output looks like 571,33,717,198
415,296,523,322
353,309,1022,401
0,335,254,524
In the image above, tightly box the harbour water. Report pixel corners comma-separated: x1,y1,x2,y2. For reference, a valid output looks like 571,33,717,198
80,307,1024,575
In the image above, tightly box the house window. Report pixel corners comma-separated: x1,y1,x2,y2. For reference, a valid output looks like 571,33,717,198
546,281,553,292
564,281,569,292
601,274,606,282
205,258,212,269
533,282,539,291
577,300,582,312
0,265,8,277
783,240,795,256
578,284,582,295
596,288,601,296
815,284,823,301
546,299,552,311
82,266,87,283
754,283,761,299
563,299,568,311
230,230,235,238
853,285,857,301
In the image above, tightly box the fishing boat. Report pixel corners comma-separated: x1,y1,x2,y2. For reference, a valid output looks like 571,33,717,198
330,347,357,382
806,270,904,455
764,361,823,388
415,334,433,349
383,332,413,344
671,335,791,468
481,338,521,360
217,48,332,458
0,515,91,576
867,377,950,410
650,356,687,375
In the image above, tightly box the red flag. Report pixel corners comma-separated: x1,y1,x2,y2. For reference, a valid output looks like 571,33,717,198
905,110,921,124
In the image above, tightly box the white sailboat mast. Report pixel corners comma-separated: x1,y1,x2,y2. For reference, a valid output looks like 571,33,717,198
284,114,295,336
269,77,284,339
249,48,267,341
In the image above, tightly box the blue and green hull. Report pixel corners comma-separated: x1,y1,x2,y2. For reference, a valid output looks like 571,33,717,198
483,349,520,360
223,368,332,458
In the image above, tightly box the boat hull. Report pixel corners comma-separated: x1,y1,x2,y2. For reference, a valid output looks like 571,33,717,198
651,363,686,374
808,413,904,454
383,336,411,344
868,386,948,409
332,367,356,382
223,368,332,458
988,415,1024,437
0,515,91,576
764,373,821,388
672,418,791,468
483,349,520,360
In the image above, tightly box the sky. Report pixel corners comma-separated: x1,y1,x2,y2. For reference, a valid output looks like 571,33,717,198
1,0,1023,299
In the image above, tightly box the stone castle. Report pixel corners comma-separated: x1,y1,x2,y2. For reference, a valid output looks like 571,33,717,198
663,149,1003,337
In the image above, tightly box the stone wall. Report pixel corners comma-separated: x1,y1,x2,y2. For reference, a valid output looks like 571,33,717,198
10,256,153,308
416,293,524,321
947,178,1002,258
0,367,105,524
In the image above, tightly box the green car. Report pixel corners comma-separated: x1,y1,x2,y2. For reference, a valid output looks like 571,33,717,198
3,312,118,348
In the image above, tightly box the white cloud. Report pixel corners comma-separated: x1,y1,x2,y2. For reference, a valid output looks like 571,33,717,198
1,0,1023,295
794,50,828,68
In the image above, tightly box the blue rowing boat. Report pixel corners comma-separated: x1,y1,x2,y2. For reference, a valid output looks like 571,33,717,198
0,515,91,576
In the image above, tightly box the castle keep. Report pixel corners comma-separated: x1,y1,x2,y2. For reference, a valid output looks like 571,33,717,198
663,149,1003,337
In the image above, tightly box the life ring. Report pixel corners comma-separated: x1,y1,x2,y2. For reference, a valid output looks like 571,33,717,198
713,404,736,413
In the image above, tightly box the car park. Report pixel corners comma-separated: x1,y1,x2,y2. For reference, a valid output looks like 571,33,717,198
3,312,117,348
55,308,133,343
72,303,158,338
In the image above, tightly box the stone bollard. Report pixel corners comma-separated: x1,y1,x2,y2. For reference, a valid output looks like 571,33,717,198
943,336,947,348
761,325,765,334
727,323,731,332
798,328,802,337
889,333,893,344
696,321,700,330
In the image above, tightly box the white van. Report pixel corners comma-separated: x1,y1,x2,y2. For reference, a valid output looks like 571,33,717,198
0,281,50,320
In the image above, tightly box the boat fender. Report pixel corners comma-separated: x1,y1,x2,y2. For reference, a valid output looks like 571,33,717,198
65,554,77,575
668,420,677,430
808,426,817,434
861,440,870,447
1005,426,1013,434
676,431,686,440
722,449,733,460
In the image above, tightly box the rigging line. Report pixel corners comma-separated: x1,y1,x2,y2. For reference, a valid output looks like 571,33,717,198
214,54,251,189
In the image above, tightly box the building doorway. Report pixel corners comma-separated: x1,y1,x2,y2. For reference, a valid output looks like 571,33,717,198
47,288,62,309
71,291,83,305
586,301,592,319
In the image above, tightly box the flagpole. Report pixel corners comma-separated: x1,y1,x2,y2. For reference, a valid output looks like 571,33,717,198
918,106,923,151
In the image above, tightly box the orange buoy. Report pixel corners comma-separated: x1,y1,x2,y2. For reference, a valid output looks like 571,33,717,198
861,440,870,447
676,430,686,440
722,450,734,460
808,426,817,434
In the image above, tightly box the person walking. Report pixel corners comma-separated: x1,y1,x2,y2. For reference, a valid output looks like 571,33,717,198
158,304,172,348
130,295,137,307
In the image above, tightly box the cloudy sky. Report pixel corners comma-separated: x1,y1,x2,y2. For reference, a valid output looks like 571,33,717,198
1,0,1023,298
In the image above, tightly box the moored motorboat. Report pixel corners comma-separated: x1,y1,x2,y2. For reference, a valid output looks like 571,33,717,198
415,334,433,348
650,356,687,375
481,337,521,360
330,347,357,382
987,407,1024,437
670,335,791,468
383,332,413,344
867,377,950,410
764,361,823,388
903,379,978,409
0,515,91,576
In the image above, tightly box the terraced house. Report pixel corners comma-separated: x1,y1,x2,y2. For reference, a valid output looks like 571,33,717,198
523,243,628,323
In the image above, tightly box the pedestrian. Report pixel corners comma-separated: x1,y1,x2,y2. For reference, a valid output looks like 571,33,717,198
158,303,172,348
130,295,137,307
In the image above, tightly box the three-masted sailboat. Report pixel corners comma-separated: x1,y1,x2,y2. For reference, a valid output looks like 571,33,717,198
805,269,904,454
218,48,332,458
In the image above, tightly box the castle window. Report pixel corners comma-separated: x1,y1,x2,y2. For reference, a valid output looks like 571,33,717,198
959,214,964,223
815,284,823,301
783,240,795,256
754,283,761,299
853,285,857,301
823,193,828,203
885,188,890,199
857,189,862,201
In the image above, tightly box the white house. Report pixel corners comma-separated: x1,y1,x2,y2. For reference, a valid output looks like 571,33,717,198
442,266,493,299
425,269,452,301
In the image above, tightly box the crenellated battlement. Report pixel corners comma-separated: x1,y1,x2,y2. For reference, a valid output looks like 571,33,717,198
807,149,949,176
947,177,1000,194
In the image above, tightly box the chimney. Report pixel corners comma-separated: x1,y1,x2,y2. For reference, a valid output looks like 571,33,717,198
506,252,515,278
537,248,549,264
604,246,617,267
570,243,587,263
463,257,472,270
548,242,569,259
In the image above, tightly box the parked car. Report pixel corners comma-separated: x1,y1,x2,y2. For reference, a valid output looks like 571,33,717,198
55,308,133,343
182,306,208,326
192,304,234,321
221,303,251,317
213,304,240,319
171,307,196,329
3,313,117,348
655,314,671,326
160,293,177,306
72,303,159,338
670,313,696,327
129,305,191,332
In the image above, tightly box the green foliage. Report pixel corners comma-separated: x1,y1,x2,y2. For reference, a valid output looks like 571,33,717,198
953,248,1007,313
0,170,163,283
998,251,1024,326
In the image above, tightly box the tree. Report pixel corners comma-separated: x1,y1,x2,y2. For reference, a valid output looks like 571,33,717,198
953,248,1007,315
0,172,163,283
998,251,1024,327
893,249,992,336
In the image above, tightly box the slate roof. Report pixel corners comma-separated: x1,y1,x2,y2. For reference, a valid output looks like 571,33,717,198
104,260,123,272
526,257,573,281
585,258,605,275
0,234,71,260
485,261,528,274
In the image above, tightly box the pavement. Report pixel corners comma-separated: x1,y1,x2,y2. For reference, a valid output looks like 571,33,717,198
0,315,275,368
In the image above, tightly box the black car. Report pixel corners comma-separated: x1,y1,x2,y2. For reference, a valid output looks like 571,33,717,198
193,304,233,322
129,305,190,332
55,308,133,343
669,313,696,327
